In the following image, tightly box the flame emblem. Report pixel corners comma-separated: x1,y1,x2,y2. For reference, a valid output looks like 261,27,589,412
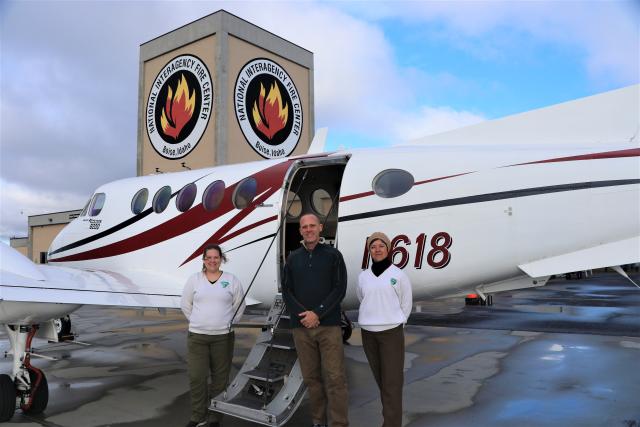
252,82,289,140
160,74,196,140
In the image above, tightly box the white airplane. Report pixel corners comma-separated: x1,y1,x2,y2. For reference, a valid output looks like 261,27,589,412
1,91,639,423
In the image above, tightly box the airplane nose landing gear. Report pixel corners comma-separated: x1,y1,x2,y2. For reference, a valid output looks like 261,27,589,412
1,324,50,422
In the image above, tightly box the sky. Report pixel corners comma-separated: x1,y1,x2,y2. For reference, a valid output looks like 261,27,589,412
1,0,638,241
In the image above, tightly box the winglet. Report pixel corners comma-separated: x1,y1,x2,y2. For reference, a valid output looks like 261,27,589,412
307,128,328,154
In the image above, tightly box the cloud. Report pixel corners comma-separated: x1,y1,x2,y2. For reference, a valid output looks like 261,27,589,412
0,179,88,239
342,1,639,86
391,106,485,142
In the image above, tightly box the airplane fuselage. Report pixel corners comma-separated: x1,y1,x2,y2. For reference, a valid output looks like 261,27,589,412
42,144,639,311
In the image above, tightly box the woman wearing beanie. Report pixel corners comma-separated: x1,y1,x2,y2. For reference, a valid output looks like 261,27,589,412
357,232,413,427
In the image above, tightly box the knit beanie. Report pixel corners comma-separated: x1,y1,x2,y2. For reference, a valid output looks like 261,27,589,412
367,232,391,250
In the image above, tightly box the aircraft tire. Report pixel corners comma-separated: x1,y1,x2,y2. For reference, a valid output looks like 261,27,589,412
340,311,353,342
0,374,16,422
21,369,48,415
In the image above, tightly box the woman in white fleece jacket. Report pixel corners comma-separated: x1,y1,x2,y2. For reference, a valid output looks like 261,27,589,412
181,244,245,427
357,232,412,427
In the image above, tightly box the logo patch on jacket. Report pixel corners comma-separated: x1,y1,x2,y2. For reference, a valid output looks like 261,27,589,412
390,278,397,286
221,281,230,288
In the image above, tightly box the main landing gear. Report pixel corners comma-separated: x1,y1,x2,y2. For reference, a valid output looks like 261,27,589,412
1,324,50,422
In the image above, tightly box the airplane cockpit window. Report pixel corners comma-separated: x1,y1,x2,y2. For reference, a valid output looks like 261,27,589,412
131,188,148,215
285,191,302,218
372,169,414,198
233,177,257,209
153,186,172,213
80,198,91,216
176,183,197,212
203,180,226,212
311,188,332,217
89,193,106,216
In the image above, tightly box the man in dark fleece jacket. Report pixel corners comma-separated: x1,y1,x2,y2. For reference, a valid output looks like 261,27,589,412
283,212,348,427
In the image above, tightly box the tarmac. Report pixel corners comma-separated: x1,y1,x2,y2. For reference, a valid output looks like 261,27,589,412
1,271,638,427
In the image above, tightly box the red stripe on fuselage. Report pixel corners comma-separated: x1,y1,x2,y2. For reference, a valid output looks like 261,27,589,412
508,148,640,167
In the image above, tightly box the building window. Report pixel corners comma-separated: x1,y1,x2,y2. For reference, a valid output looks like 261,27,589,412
131,188,149,215
233,177,257,209
89,193,106,216
153,186,172,213
372,169,414,198
203,180,225,212
176,183,197,212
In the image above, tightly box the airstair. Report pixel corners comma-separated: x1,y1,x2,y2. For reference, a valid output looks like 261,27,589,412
210,294,306,426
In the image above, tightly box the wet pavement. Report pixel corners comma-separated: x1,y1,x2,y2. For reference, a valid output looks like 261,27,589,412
1,272,638,427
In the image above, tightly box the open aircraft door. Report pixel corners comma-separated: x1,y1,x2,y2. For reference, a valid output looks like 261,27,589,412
278,155,350,282
210,155,350,426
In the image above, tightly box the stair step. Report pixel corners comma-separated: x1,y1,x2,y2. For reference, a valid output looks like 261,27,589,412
274,316,291,329
263,332,295,350
244,368,286,383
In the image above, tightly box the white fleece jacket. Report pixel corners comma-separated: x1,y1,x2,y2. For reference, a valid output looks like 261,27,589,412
180,271,246,335
357,265,413,332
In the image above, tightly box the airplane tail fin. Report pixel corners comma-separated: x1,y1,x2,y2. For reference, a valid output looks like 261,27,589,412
307,127,328,154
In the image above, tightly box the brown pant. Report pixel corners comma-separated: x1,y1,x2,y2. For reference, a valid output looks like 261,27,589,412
361,325,405,427
293,326,349,426
187,331,234,423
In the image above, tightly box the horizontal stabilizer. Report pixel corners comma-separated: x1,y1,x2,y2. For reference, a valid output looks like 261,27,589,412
518,236,640,278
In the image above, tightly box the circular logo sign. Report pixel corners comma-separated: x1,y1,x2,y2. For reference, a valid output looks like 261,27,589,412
146,54,212,159
234,58,302,159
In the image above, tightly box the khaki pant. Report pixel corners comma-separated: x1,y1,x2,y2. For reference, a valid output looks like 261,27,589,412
293,326,349,426
361,325,405,427
187,331,234,423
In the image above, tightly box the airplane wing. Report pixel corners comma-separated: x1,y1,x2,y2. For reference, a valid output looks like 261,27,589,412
1,261,182,309
518,236,640,277
0,243,258,314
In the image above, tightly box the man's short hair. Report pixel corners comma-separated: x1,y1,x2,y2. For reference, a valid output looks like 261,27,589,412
299,211,320,224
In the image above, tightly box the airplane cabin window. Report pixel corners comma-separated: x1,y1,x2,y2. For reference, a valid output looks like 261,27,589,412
153,186,172,213
286,191,302,218
203,180,226,212
311,189,332,217
372,169,414,198
176,183,197,212
131,188,148,214
89,193,106,216
233,177,257,209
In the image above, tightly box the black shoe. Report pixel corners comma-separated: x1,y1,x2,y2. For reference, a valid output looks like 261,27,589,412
210,422,220,427
185,421,207,427
312,424,328,427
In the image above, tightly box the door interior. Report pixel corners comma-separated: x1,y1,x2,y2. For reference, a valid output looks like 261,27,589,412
278,159,348,289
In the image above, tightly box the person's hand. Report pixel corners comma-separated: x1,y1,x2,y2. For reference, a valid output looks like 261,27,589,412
299,311,320,328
